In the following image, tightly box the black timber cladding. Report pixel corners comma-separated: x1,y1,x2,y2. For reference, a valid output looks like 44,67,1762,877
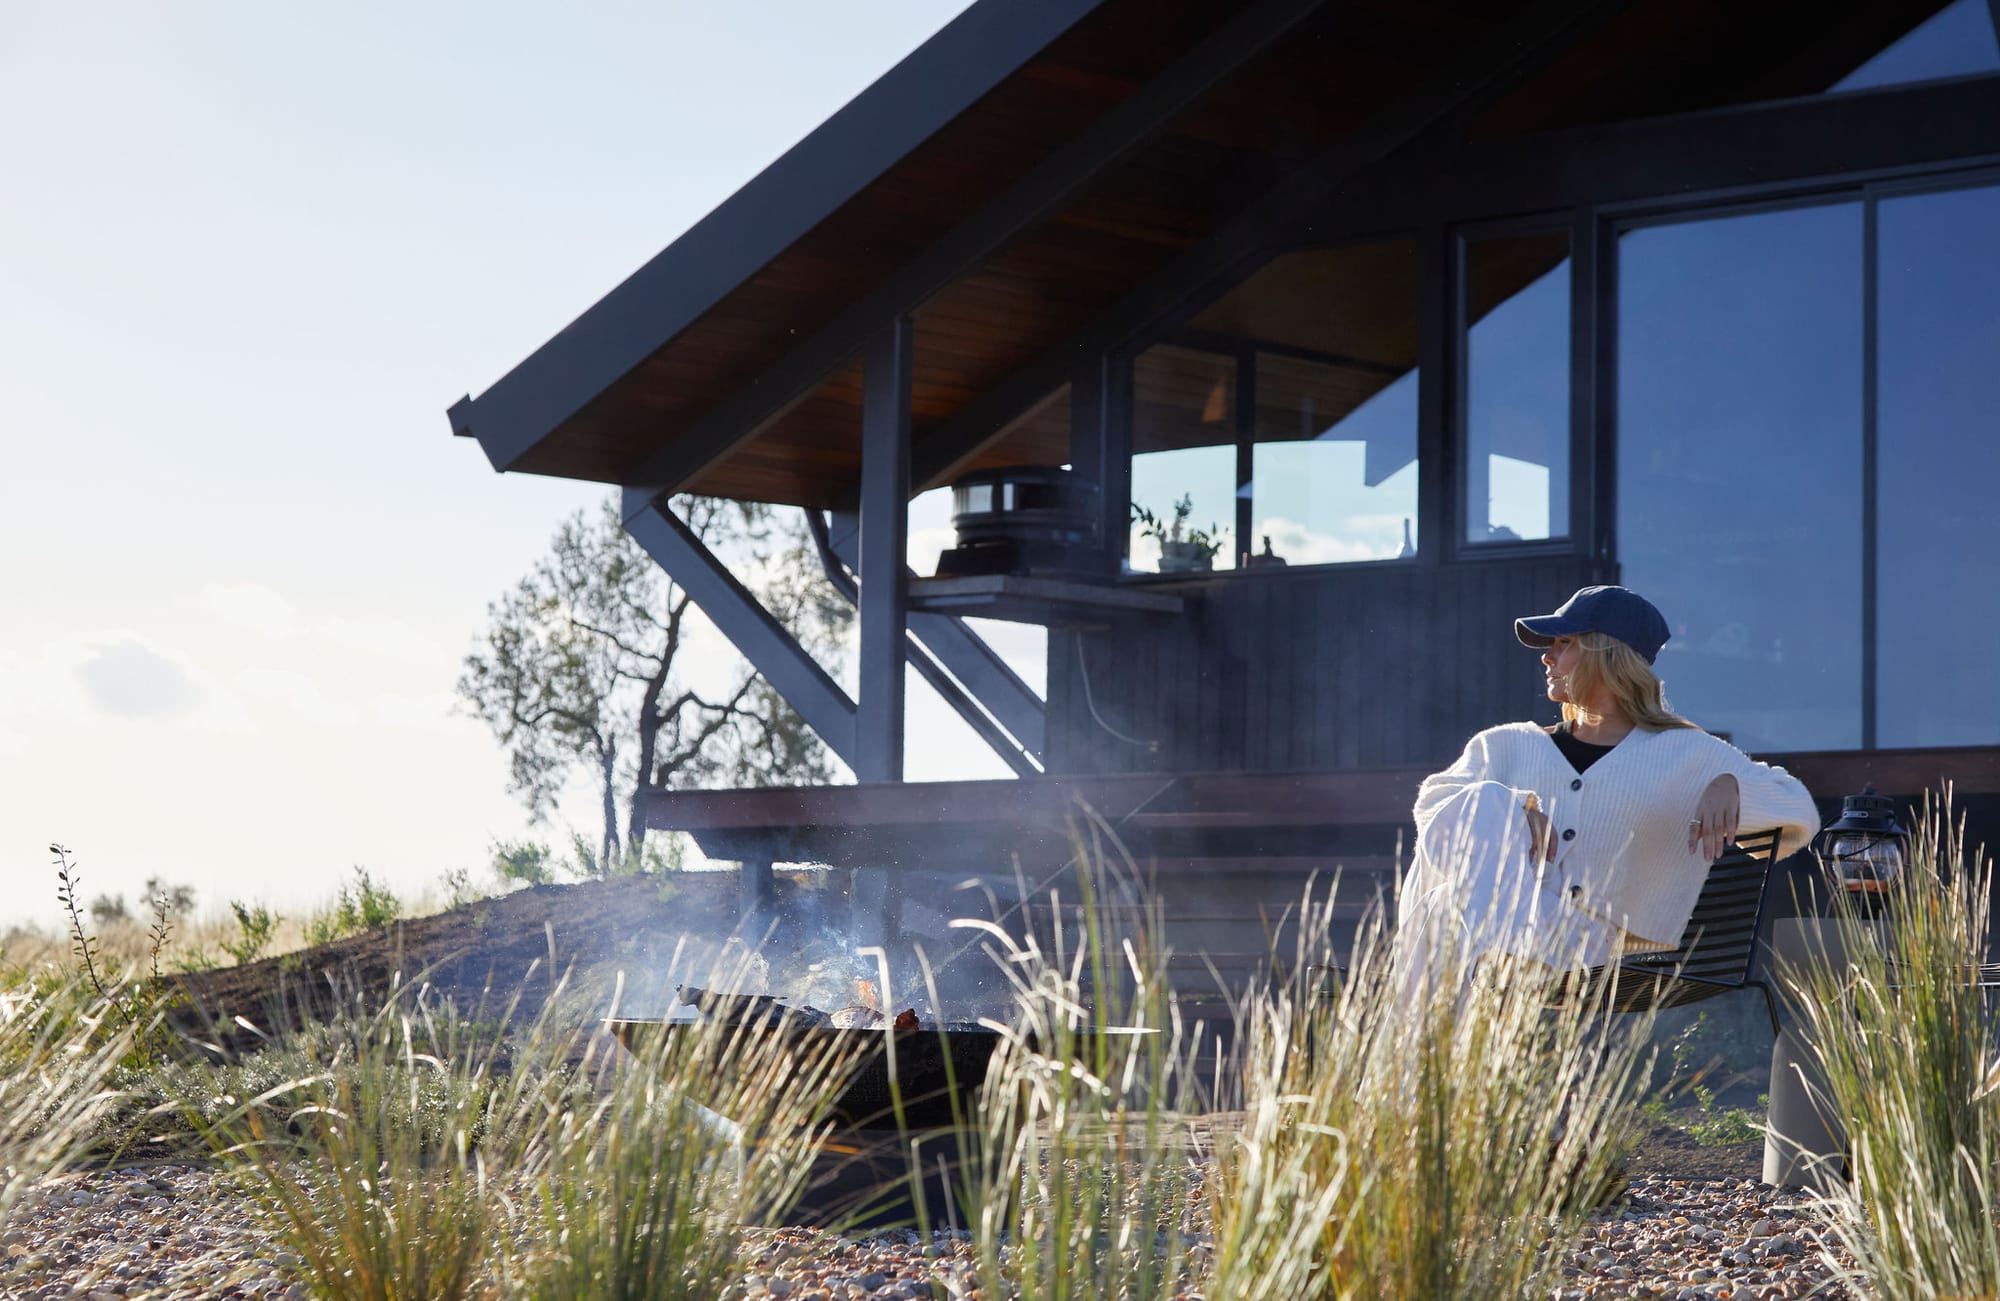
1045,556,1603,776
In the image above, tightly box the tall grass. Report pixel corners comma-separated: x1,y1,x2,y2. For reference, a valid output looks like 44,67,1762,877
955,816,1659,1300
952,819,1208,1301
1781,799,2000,1298
1205,885,1658,1299
0,980,135,1227
193,971,573,1301
518,970,861,1300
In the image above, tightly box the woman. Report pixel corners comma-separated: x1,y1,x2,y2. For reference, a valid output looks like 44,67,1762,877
1397,585,1820,984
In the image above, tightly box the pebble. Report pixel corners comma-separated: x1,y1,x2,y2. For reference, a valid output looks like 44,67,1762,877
0,1166,1862,1299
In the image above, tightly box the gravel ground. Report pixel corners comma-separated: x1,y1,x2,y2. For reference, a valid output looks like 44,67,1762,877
0,1165,1858,1300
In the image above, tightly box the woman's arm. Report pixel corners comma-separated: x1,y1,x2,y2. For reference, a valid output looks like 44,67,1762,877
1710,748,1822,859
1414,729,1540,843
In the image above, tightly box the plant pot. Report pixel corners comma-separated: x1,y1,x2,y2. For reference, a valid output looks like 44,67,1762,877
1157,541,1215,573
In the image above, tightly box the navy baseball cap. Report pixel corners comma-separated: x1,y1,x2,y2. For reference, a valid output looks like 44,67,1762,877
1515,586,1671,664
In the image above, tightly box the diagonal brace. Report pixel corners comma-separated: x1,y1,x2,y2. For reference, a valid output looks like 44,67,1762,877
622,490,858,769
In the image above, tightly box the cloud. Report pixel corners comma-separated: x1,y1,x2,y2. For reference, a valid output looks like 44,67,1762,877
0,648,30,756
59,633,249,728
321,617,450,666
1259,515,1405,566
907,525,956,575
370,691,462,729
238,668,356,725
196,582,299,639
195,584,448,665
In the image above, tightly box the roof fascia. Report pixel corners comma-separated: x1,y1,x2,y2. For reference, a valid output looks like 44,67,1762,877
905,0,1638,494
618,0,1337,504
449,0,1105,474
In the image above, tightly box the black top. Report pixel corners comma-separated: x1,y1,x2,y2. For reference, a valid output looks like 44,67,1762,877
1550,721,1618,774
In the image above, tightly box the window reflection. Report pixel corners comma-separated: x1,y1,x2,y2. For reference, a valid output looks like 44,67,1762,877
1617,203,1864,751
1190,237,1421,566
1876,182,2000,745
1131,344,1237,573
1251,356,1417,564
1465,231,1571,544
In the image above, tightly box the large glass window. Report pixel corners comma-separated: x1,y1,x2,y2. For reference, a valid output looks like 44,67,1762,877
1616,203,1865,752
1464,231,1571,545
1876,181,2000,745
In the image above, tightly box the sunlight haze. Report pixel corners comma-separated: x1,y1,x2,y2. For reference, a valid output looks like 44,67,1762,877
0,2,985,928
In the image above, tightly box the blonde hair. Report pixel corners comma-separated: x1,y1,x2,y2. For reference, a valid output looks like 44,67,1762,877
1561,632,1700,732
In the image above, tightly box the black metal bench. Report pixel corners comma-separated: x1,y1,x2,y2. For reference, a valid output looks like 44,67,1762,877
1552,826,1786,1029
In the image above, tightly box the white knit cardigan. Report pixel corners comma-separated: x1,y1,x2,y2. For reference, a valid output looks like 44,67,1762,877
1412,722,1822,950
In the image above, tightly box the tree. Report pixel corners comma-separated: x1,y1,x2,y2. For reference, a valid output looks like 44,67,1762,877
459,496,849,873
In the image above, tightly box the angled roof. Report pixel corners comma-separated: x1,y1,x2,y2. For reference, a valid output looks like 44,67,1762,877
450,0,1963,509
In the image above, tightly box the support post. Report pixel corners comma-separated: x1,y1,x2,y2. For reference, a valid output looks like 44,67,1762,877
858,318,913,783
740,858,776,918
1233,348,1255,563
1414,221,1452,565
1068,353,1133,573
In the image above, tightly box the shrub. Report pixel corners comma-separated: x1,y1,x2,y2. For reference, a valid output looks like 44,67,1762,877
491,839,561,887
221,901,281,966
50,843,183,1068
305,867,401,947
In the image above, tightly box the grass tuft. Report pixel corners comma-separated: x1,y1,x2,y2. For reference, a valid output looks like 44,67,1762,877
1781,795,2000,1298
1204,878,1658,1300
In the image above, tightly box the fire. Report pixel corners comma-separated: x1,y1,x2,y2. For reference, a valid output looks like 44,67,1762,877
854,978,880,1012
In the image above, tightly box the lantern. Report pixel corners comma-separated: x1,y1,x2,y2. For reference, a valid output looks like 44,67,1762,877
1814,788,1909,894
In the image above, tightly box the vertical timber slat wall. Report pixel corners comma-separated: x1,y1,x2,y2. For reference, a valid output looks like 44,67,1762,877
1046,555,1602,775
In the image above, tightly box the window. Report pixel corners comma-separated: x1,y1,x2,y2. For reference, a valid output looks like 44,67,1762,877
1616,202,1865,752
1463,230,1572,545
1875,181,2000,745
1182,237,1422,567
1251,353,1417,564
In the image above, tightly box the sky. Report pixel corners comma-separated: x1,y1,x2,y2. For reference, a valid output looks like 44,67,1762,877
0,2,998,930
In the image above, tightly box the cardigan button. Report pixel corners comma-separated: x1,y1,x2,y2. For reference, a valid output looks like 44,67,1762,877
1561,828,1576,841
1570,778,1582,791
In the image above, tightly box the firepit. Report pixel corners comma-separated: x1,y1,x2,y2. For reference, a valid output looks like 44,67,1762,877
608,987,1157,1132
607,1015,1006,1131
608,991,1161,1228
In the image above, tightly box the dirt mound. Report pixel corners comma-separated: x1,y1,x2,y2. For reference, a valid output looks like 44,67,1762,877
167,871,803,1039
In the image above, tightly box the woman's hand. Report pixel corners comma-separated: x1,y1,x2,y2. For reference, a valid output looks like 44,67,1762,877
1688,774,1741,861
1523,795,1555,863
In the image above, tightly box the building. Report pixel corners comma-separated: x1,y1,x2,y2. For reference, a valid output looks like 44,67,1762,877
449,0,2000,995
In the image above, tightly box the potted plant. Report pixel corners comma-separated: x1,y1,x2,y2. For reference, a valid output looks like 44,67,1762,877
1131,493,1227,573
